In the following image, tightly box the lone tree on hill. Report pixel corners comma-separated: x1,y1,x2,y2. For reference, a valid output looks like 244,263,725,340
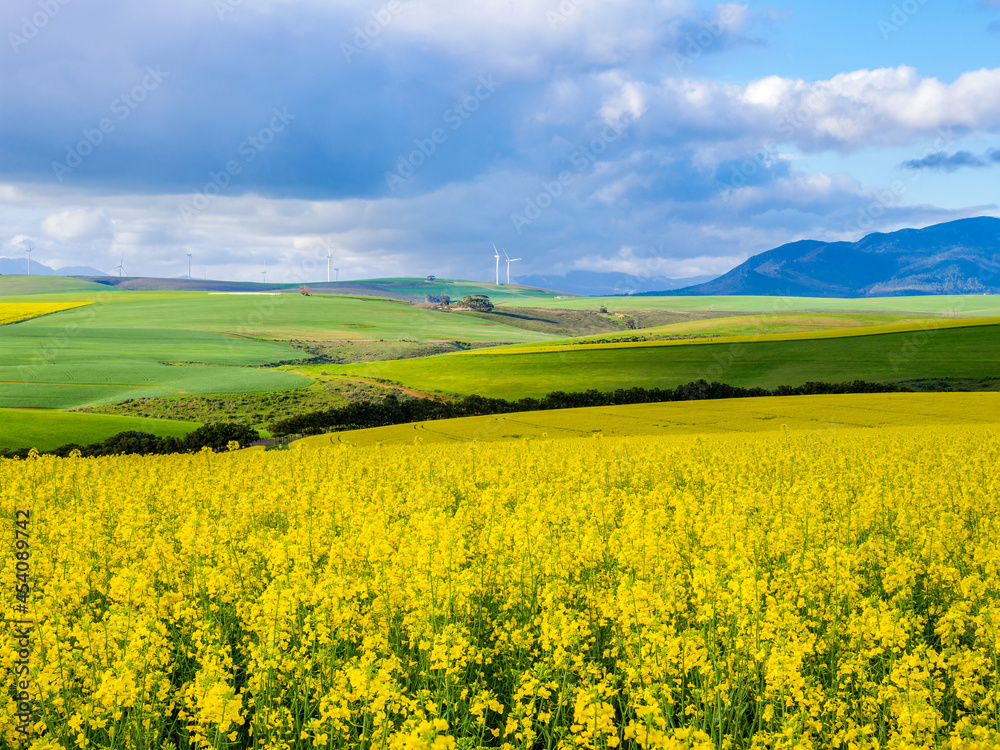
460,294,493,312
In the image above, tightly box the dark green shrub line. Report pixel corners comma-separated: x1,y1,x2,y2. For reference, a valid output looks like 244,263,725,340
0,422,260,460
4,380,911,459
267,379,908,437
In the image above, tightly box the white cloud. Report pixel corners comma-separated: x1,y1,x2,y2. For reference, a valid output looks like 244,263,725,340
378,0,751,73
40,208,113,243
608,66,1000,153
573,246,747,277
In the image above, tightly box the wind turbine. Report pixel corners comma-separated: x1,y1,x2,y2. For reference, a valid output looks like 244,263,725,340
186,252,192,278
492,243,501,285
114,253,126,278
333,267,340,282
503,249,521,285
327,247,333,283
261,260,267,285
25,241,34,276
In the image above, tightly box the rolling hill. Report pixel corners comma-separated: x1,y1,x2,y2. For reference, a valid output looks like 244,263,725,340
74,276,566,303
660,216,1000,297
315,318,1000,399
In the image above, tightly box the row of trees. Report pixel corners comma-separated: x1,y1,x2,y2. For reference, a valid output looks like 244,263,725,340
267,379,907,437
0,422,260,460
6,379,908,458
422,294,494,312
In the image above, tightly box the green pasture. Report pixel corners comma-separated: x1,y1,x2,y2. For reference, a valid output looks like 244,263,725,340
320,319,1000,399
0,409,199,452
513,312,941,347
0,276,114,296
0,288,555,410
502,293,1000,317
0,289,554,343
497,316,1000,355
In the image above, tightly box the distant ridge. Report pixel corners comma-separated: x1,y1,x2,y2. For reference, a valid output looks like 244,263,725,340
643,217,1000,297
0,257,107,277
517,270,716,296
76,276,420,300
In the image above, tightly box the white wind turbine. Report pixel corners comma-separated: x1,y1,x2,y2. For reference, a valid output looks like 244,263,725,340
26,241,34,276
114,253,126,277
261,260,267,285
492,243,501,285
503,249,521,285
327,247,332,283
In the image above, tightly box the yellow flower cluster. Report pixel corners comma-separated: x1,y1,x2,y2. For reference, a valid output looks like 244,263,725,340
2,423,999,749
0,302,88,326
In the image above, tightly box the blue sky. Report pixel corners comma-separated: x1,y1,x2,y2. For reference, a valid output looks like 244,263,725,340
1,0,998,282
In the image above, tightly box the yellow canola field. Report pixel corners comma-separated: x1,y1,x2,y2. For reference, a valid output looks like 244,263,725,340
0,302,89,325
301,392,1000,447
3,423,1000,749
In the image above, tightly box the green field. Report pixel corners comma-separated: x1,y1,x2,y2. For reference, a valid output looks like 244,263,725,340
504,293,1000,317
0,288,555,342
316,318,1000,398
0,275,115,296
5,276,1000,431
297,391,1000,447
0,286,555,409
0,408,199,451
498,315,1000,354
510,311,942,347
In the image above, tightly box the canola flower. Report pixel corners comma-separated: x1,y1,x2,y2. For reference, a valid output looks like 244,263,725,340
1,424,999,749
0,302,89,326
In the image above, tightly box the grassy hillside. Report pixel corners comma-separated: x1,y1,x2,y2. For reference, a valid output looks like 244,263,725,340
298,391,1000,447
0,408,199,451
0,290,555,342
498,316,999,354
3,275,568,302
509,311,941,347
0,290,559,410
0,275,116,296
503,293,1000,317
314,319,1000,398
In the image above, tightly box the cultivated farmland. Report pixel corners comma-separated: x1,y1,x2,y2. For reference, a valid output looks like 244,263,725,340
3,409,999,748
313,319,1000,399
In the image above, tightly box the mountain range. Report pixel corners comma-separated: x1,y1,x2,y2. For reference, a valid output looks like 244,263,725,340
4,217,999,298
0,258,107,277
518,271,716,296
659,217,1000,297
